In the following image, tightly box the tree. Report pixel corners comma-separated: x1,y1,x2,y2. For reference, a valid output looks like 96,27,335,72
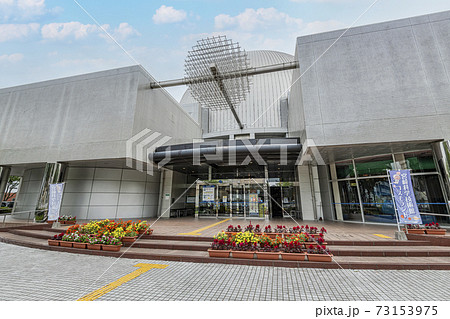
3,176,21,202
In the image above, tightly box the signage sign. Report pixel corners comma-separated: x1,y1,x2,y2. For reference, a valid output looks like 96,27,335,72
48,183,65,221
202,185,215,202
389,170,422,224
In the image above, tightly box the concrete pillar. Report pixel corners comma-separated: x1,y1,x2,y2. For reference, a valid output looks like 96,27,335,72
0,166,12,202
329,163,343,221
35,163,66,221
158,169,174,219
297,165,315,220
393,153,407,169
310,165,323,220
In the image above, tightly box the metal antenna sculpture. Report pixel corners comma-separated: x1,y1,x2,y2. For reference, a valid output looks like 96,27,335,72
184,36,251,129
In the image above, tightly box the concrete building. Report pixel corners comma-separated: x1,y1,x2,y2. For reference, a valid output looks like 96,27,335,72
1,10,450,225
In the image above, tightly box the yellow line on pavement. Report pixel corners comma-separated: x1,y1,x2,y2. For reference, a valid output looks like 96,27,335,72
77,263,168,301
178,218,230,236
374,234,392,239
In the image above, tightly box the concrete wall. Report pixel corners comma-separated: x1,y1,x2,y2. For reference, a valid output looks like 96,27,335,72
60,167,160,220
290,11,450,146
135,71,201,147
0,65,202,166
0,67,139,165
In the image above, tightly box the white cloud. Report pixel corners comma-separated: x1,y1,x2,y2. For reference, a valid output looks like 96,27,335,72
0,0,47,21
0,23,39,42
41,22,98,40
0,53,24,62
101,22,140,40
152,5,187,24
215,8,303,32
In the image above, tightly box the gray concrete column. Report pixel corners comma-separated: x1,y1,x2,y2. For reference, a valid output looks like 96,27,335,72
297,165,315,220
329,163,343,221
432,141,450,211
35,163,66,221
0,166,12,202
158,169,174,219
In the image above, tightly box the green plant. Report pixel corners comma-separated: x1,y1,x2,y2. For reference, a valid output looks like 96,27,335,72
101,235,121,246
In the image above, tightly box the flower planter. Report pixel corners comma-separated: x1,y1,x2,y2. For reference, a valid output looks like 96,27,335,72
65,220,76,225
207,249,231,258
47,221,54,225
121,236,137,243
60,241,74,248
425,229,447,235
102,245,121,252
48,239,60,246
404,228,425,234
231,251,255,259
255,251,280,260
307,253,333,262
281,252,306,261
73,242,87,249
87,244,102,250
138,228,153,235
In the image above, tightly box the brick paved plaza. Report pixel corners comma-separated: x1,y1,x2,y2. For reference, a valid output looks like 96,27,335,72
1,241,449,301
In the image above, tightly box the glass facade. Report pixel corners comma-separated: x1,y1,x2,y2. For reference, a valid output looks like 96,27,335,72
331,150,450,225
195,178,297,218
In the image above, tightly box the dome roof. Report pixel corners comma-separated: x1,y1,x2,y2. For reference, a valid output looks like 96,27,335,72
180,50,295,133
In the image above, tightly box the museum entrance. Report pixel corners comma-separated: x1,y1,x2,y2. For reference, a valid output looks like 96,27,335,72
195,179,298,219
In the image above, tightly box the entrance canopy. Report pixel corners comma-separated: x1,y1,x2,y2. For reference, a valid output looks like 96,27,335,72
151,138,302,178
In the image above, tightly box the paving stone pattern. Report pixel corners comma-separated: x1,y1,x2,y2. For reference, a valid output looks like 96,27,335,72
0,242,448,301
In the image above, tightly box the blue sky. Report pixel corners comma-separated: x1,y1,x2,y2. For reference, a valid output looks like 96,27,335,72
1,0,450,101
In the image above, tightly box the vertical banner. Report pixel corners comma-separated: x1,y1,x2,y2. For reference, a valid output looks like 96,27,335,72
389,170,422,224
48,183,65,221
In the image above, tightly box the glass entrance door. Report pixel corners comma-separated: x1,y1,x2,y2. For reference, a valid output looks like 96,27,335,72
217,184,231,217
232,184,245,217
195,179,269,219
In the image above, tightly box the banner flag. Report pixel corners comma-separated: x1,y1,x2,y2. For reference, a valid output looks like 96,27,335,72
48,183,65,221
389,170,422,224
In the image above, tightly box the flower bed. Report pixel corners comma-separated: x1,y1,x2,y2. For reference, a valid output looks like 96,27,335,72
58,215,77,225
208,227,332,262
48,219,153,251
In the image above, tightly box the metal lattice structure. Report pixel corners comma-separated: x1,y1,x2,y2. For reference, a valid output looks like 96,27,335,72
184,36,252,112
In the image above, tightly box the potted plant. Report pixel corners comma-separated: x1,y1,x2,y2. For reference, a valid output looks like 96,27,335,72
87,236,103,250
208,232,231,258
73,233,89,249
122,228,138,244
281,240,306,261
231,231,257,259
254,224,262,235
101,236,122,252
255,235,281,260
65,215,77,225
135,220,148,234
404,224,425,234
48,232,64,246
424,223,447,235
306,244,333,262
60,233,76,247
244,224,254,233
